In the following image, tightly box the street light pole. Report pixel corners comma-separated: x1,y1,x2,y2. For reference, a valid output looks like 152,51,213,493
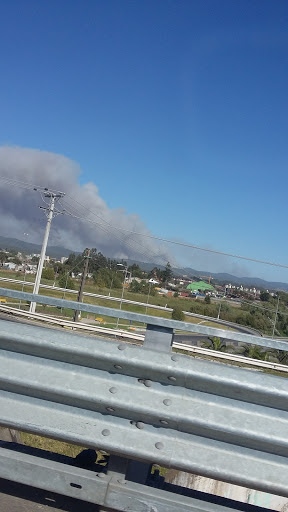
272,295,280,338
74,249,91,323
116,264,128,329
19,269,26,310
145,281,152,315
109,275,114,297
217,300,222,320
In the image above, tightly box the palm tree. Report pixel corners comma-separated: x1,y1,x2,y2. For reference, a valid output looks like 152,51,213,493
201,337,229,352
240,344,268,360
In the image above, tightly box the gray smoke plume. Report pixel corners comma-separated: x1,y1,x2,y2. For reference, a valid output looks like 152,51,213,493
0,146,171,264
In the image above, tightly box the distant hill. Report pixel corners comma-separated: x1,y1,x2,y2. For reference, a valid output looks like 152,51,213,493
126,259,288,292
1,235,287,292
0,236,73,259
180,269,288,292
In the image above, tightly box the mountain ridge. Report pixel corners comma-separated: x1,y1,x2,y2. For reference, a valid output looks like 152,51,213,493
0,235,287,291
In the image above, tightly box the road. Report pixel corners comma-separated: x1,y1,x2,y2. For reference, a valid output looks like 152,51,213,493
174,333,241,346
174,323,263,346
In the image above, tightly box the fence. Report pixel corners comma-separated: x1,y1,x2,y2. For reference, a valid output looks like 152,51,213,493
0,286,288,511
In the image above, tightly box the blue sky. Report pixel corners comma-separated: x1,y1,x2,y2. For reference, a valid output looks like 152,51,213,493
0,1,288,281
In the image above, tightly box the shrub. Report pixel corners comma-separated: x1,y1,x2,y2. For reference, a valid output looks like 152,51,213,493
42,268,54,280
58,274,75,290
172,307,185,321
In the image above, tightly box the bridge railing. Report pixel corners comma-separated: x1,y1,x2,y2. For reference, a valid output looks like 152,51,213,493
0,287,288,510
0,286,286,351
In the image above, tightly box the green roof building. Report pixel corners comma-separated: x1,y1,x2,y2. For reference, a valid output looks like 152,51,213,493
186,281,215,292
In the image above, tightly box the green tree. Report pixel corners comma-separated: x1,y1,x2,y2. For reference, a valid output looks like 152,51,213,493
240,344,267,360
204,295,211,304
65,252,83,274
129,280,142,293
172,307,185,321
8,249,17,256
201,337,228,352
58,274,75,290
260,291,270,302
128,264,145,278
148,267,162,280
11,257,21,265
65,253,76,266
93,268,122,289
42,268,54,280
89,248,108,273
129,280,156,295
53,262,64,273
221,302,230,313
0,252,6,264
161,262,173,283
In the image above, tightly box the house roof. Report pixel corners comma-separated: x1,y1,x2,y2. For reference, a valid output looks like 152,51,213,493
186,281,215,291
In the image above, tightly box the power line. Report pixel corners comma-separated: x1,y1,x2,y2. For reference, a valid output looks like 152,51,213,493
0,175,64,195
63,193,288,269
0,174,169,267
241,300,276,313
63,195,169,263
61,208,288,270
60,197,169,266
1,175,288,270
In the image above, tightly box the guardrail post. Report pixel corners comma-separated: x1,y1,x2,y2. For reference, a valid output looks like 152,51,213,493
126,460,152,484
133,324,173,485
143,324,174,353
99,455,128,512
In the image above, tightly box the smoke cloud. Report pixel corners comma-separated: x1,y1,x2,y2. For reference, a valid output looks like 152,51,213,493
0,146,276,281
0,146,171,264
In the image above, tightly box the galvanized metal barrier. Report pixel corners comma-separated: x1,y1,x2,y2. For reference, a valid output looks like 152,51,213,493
0,287,288,511
0,275,262,334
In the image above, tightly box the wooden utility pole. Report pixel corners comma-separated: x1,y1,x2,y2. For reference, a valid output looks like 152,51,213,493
73,248,91,322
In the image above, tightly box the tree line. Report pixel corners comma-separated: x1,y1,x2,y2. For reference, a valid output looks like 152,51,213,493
43,248,174,293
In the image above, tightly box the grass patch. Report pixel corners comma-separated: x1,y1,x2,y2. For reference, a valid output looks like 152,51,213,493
20,432,85,457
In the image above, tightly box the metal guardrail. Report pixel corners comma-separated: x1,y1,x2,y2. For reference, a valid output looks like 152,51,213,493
0,287,288,510
0,275,262,335
0,286,286,350
0,446,250,512
174,341,288,373
0,304,144,341
2,302,288,375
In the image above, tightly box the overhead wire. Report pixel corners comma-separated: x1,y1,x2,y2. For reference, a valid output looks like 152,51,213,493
1,175,288,270
0,175,64,195
0,172,168,267
240,299,277,313
60,197,169,267
63,198,172,268
60,200,288,270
